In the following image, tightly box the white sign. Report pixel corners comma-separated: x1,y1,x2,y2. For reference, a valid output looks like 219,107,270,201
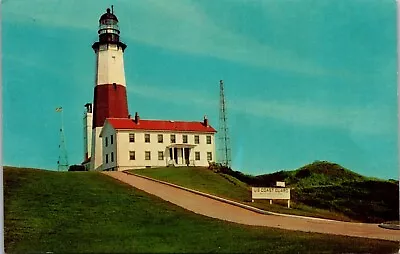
252,187,290,200
276,181,286,187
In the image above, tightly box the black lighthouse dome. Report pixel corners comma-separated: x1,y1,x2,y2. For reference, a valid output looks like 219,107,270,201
97,6,122,44
100,8,118,23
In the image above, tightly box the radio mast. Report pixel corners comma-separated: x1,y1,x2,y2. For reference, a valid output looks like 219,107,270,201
218,80,231,168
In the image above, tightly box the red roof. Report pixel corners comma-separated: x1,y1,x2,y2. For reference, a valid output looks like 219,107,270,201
106,118,217,133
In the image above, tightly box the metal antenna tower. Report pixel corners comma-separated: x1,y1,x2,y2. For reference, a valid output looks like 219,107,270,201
56,107,69,171
218,80,231,168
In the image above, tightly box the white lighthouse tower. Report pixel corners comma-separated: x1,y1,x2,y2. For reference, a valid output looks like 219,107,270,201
83,6,130,170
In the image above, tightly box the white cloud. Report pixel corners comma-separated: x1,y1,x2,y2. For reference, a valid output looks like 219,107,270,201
3,0,331,76
231,98,395,135
127,83,218,109
4,0,394,135
128,83,395,135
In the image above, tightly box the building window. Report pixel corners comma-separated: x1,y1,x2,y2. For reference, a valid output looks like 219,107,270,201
110,135,113,145
207,152,212,161
145,151,151,160
195,152,200,161
158,151,164,160
145,134,151,143
170,134,176,143
158,134,163,143
183,135,188,143
206,135,212,144
129,133,135,142
105,154,109,163
129,151,135,160
105,137,108,147
111,152,114,162
194,135,199,144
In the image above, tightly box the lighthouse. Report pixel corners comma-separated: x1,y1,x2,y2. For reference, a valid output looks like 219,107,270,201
82,7,217,171
84,6,130,170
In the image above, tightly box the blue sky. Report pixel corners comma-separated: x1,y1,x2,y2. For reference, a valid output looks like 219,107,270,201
2,0,398,179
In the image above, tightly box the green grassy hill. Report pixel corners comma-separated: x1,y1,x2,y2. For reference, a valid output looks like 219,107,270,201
6,166,399,253
134,161,399,223
222,161,367,187
224,161,399,223
257,161,367,187
5,166,399,253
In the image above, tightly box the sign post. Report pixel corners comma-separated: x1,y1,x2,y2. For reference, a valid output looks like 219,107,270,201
251,187,291,208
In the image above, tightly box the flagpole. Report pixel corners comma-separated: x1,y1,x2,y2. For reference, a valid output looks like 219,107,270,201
56,106,68,171
61,108,64,134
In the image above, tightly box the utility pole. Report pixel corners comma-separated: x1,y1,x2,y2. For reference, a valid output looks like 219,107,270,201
56,107,69,171
218,80,231,168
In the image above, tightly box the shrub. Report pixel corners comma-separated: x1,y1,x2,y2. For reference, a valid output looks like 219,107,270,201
68,165,87,171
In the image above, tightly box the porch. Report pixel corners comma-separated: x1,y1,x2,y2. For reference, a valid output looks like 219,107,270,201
166,144,196,167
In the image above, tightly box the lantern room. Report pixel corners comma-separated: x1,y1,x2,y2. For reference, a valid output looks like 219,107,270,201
98,6,120,43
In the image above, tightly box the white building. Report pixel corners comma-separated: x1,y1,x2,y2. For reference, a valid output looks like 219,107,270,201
99,113,216,171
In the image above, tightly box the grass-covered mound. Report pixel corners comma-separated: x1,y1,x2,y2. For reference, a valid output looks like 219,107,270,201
219,161,366,187
6,166,399,253
218,161,399,223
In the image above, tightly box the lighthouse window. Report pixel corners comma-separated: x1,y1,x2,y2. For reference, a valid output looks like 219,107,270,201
105,137,108,147
195,152,200,161
110,135,113,145
145,134,150,143
106,154,109,164
111,152,114,162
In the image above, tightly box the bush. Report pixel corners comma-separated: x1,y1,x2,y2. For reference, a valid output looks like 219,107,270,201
208,162,233,174
68,165,87,171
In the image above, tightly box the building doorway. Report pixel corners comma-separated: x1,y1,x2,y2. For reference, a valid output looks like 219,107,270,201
184,148,190,165
174,148,178,164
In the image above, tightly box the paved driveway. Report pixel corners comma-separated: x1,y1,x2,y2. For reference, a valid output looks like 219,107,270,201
103,171,400,241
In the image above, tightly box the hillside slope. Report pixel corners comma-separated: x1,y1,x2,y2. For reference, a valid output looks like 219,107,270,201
6,166,399,253
133,166,355,221
220,161,399,223
133,166,251,201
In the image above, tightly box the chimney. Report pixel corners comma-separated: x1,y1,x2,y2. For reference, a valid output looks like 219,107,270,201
203,115,209,127
84,103,93,113
128,114,131,119
135,112,140,124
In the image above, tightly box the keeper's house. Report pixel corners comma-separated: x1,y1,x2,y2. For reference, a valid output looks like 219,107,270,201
99,113,217,171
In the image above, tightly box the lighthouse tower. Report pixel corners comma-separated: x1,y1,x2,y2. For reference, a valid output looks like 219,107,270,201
87,7,130,170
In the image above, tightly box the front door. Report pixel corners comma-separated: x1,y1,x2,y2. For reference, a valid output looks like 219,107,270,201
174,148,178,164
184,148,190,165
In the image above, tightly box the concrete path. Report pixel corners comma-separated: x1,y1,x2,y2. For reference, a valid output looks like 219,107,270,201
103,171,400,241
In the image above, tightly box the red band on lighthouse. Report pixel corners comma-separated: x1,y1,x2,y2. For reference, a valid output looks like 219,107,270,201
92,83,129,128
